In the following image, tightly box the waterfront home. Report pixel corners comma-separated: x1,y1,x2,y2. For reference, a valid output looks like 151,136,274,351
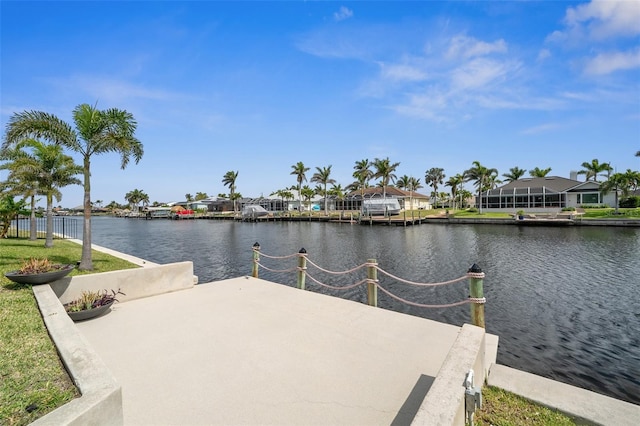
479,172,615,213
340,187,431,212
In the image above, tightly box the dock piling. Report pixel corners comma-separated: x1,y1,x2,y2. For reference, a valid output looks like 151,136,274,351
367,259,378,307
297,248,307,290
468,264,485,328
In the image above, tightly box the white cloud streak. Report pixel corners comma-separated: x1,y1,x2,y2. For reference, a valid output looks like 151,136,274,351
334,6,353,22
446,35,507,60
584,47,640,75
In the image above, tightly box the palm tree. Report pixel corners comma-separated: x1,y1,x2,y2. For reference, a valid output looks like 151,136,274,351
464,161,498,213
185,193,193,202
270,188,294,212
3,103,143,270
425,167,445,208
445,174,464,210
222,170,239,214
623,169,640,192
125,189,148,212
351,159,373,206
636,150,640,157
290,162,309,212
502,167,527,183
600,173,628,214
1,139,82,247
578,159,612,182
311,165,336,215
372,157,400,199
529,167,552,178
300,185,315,212
195,192,208,201
328,183,345,212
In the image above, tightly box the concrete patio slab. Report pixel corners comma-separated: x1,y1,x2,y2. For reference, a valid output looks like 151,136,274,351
75,276,484,425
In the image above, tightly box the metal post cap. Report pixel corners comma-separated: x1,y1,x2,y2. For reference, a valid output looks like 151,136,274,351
299,248,307,254
468,263,482,273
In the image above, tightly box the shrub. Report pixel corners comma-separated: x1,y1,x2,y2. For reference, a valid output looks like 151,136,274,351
561,207,576,211
467,207,478,213
620,196,640,208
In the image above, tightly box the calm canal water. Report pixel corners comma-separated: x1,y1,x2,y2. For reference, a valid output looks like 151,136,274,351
85,216,640,405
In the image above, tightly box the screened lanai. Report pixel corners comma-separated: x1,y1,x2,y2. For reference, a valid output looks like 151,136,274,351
482,186,567,209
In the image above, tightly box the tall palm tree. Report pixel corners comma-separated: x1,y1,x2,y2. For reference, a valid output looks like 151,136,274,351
300,185,315,212
372,157,400,199
311,165,336,215
529,167,552,178
425,167,445,208
464,161,498,214
185,193,193,202
222,170,239,214
445,174,464,210
502,166,527,183
290,161,309,212
351,158,373,205
396,175,411,190
3,103,143,270
328,183,345,212
1,139,82,247
578,159,612,182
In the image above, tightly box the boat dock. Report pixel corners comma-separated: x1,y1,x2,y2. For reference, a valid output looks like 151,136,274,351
34,248,640,425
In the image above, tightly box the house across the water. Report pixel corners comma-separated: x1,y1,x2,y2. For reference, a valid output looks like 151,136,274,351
478,172,615,212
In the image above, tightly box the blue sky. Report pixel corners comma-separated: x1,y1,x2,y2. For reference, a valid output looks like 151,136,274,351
2,1,639,208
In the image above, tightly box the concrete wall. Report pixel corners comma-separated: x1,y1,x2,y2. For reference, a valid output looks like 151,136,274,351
50,261,196,305
411,324,486,426
32,285,123,426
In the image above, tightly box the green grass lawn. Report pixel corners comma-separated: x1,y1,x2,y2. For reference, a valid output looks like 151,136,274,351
0,237,138,426
476,386,576,425
580,207,640,218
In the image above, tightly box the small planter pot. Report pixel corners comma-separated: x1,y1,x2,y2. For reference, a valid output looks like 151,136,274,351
4,264,75,285
66,300,114,322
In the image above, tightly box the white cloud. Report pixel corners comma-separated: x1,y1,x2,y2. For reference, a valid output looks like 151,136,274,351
334,6,353,22
537,49,551,61
583,47,640,75
379,62,428,82
565,0,640,40
450,58,514,91
446,35,507,60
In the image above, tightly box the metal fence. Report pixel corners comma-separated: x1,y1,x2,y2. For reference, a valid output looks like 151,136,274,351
10,215,80,240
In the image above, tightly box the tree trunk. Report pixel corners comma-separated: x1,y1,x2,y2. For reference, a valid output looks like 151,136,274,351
29,195,37,241
45,194,53,248
79,156,93,270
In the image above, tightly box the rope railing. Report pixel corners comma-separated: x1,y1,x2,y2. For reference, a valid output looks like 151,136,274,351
250,243,486,328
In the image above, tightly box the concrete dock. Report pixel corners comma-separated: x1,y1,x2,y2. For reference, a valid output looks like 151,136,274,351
34,247,639,425
74,277,487,425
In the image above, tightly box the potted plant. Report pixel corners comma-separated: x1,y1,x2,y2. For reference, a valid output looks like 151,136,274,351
517,210,525,220
4,258,75,285
64,288,125,321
